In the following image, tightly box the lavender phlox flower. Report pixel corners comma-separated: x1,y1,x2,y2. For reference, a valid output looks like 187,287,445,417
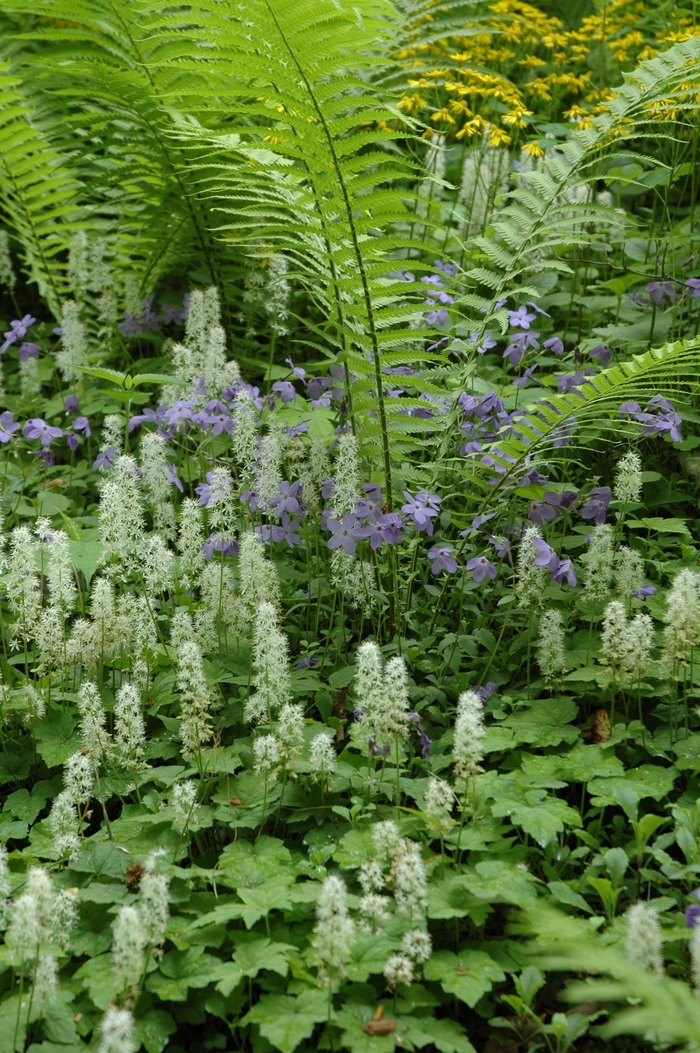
508,305,536,329
543,336,565,355
117,313,142,337
532,537,558,570
196,470,231,508
646,280,677,304
128,405,168,432
434,259,458,278
401,490,440,534
296,656,319,669
0,411,19,443
23,418,63,446
581,486,612,524
168,464,184,493
19,341,40,362
468,330,497,355
272,380,296,403
528,490,576,526
428,545,457,574
36,449,55,466
307,376,332,401
477,682,498,703
633,585,656,599
64,395,80,414
285,356,305,380
2,314,36,354
357,512,404,550
139,295,161,333
271,513,302,548
161,302,187,325
92,447,118,470
589,343,612,366
383,365,419,376
286,421,310,437
558,369,594,393
686,904,700,929
460,512,497,539
684,278,700,297
460,440,483,455
552,558,577,586
520,466,547,486
206,409,233,436
164,400,196,428
489,535,511,558
466,555,497,582
327,513,363,554
526,301,550,317
202,533,239,560
369,736,391,758
73,416,91,437
66,433,79,451
514,364,539,389
362,482,382,504
270,480,302,518
52,326,62,337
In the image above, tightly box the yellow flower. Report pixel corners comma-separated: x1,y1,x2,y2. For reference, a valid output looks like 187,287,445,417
522,140,544,157
487,125,512,146
431,107,456,124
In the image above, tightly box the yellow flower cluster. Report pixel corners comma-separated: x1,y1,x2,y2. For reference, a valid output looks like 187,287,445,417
396,0,700,150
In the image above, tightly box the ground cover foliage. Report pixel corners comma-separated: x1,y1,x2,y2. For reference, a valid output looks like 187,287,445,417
1,1,700,1051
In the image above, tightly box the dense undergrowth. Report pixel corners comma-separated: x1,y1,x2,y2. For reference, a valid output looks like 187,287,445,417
1,1,700,1051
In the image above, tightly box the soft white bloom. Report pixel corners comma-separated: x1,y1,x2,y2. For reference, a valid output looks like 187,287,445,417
601,600,629,671
139,860,170,947
584,524,614,599
68,232,88,300
537,609,567,681
313,875,355,984
401,929,432,964
453,690,484,787
172,780,198,829
309,732,337,782
204,466,236,539
50,887,78,953
253,734,280,777
614,451,642,504
78,681,111,760
354,640,384,727
380,657,410,741
231,389,259,478
7,525,41,644
383,953,415,988
245,602,291,724
97,1006,137,1053
331,432,361,518
239,531,281,618
177,499,206,588
372,820,402,858
615,547,645,603
621,613,654,680
139,533,174,594
139,431,171,510
56,300,88,382
330,550,376,614
6,867,62,960
102,414,124,454
663,568,700,666
264,254,291,335
391,841,427,921
359,861,384,894
625,901,663,975
185,286,221,357
23,684,46,725
124,274,142,316
34,606,66,676
256,433,282,513
114,683,145,762
177,640,214,758
99,456,145,567
111,904,147,992
358,892,391,934
48,789,81,860
277,702,305,772
515,525,548,609
44,529,76,611
64,751,94,806
32,953,59,1006
424,777,455,825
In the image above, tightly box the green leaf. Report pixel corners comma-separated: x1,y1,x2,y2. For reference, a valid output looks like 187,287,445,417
131,372,188,387
218,835,293,888
242,988,330,1053
501,698,580,748
424,949,505,1007
627,517,691,535
428,875,492,924
74,953,114,1010
146,947,221,1002
68,540,104,586
132,1010,177,1053
588,765,679,807
401,1016,477,1053
461,860,539,909
489,780,582,847
548,881,593,914
75,366,127,386
34,709,78,767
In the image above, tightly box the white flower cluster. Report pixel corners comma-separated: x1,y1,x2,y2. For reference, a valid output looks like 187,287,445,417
312,875,355,986
453,689,484,788
601,600,654,681
111,853,170,1000
353,640,410,752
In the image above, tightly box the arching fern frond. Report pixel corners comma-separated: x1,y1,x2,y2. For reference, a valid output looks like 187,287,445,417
0,61,81,316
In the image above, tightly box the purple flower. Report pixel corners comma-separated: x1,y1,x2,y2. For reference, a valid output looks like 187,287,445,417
401,490,440,534
168,463,184,493
362,482,383,503
477,682,498,702
633,585,656,600
19,342,41,362
552,558,577,587
428,545,457,575
92,447,118,470
589,344,612,366
0,412,19,443
271,513,302,548
514,364,539,390
73,416,91,437
684,278,700,297
285,421,310,437
468,330,497,355
508,305,536,330
272,380,296,403
64,395,80,414
645,280,677,305
206,411,234,437
66,433,79,452
581,486,612,524
163,400,196,428
23,418,63,447
466,556,497,582
543,336,565,355
128,406,168,432
202,534,239,560
532,537,558,569
195,471,220,507
161,302,187,326
528,490,577,526
296,656,319,669
241,489,259,512
36,449,55,467
327,513,364,554
118,312,142,338
686,904,700,929
2,314,36,353
270,480,302,518
357,512,404,550
489,535,511,559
